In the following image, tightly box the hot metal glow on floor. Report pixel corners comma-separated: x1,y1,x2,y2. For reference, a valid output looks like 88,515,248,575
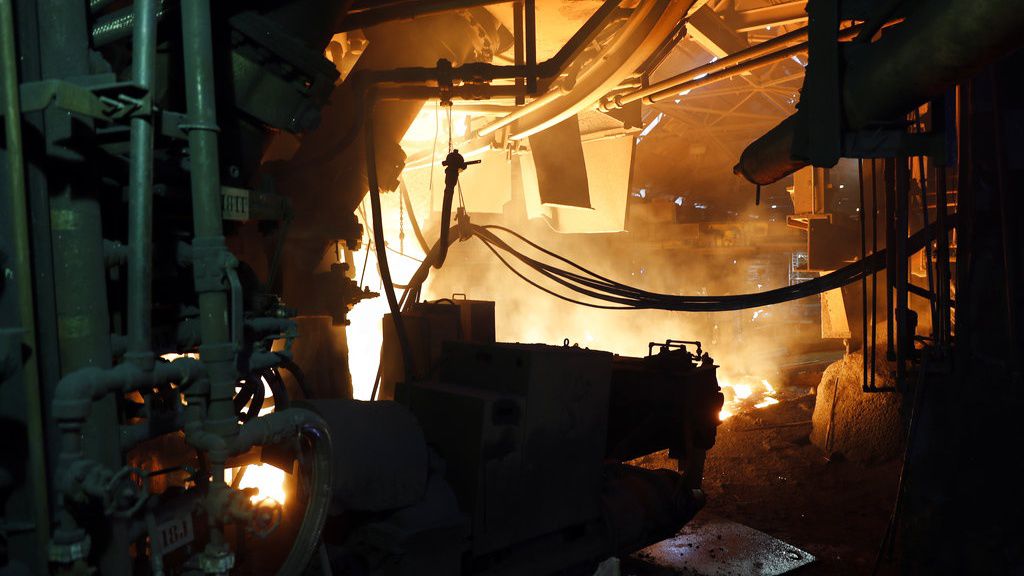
632,515,815,575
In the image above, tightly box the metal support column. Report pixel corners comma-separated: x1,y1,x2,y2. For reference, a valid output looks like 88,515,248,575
524,0,537,94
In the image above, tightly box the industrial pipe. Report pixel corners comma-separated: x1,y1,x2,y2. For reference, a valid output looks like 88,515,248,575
608,21,878,109
49,357,207,557
180,0,237,441
126,0,158,370
737,0,1024,185
602,22,813,110
505,0,694,141
335,0,623,152
180,0,239,565
375,83,527,101
0,0,51,560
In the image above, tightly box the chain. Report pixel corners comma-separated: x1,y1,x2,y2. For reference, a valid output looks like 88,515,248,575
398,186,405,253
447,104,454,153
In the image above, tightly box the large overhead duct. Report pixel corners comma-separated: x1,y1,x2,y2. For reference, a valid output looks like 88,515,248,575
735,0,1024,185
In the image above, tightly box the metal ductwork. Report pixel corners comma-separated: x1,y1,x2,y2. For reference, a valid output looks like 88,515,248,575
735,0,1024,185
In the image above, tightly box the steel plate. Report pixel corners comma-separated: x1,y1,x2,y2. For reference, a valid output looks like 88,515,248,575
631,515,815,575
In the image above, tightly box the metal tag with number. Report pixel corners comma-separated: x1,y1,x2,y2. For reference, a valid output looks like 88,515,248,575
150,513,194,557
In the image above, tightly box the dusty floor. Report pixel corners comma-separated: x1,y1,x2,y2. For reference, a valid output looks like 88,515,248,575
628,391,903,575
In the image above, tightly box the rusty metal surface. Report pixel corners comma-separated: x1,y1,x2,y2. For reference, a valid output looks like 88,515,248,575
632,514,814,575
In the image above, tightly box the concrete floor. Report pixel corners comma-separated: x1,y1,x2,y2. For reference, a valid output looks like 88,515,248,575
628,387,902,575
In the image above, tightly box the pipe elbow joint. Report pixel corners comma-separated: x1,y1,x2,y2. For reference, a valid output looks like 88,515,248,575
155,356,208,393
231,408,329,455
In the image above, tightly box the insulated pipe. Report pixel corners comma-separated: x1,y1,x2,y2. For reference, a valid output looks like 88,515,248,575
602,22,814,110
39,0,125,565
126,0,158,369
626,21,876,110
737,0,1024,185
506,0,694,141
477,87,564,137
330,1,621,157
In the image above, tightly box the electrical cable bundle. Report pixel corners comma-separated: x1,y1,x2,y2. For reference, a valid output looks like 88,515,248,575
397,219,948,313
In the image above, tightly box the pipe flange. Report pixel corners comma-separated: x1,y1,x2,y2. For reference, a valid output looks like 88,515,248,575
48,533,91,563
199,544,235,575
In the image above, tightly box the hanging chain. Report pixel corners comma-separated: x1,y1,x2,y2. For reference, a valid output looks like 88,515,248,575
446,104,454,153
398,185,405,253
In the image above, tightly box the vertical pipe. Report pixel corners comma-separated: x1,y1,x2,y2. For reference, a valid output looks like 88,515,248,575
935,165,950,347
870,159,879,390
954,81,973,372
917,152,935,338
858,159,869,390
180,0,237,557
991,72,1020,381
513,0,525,106
524,0,537,94
126,0,157,366
38,0,126,570
885,158,896,360
895,158,910,384
180,0,235,437
0,0,51,562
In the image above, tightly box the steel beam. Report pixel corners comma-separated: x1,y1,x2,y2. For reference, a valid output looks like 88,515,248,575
730,1,807,33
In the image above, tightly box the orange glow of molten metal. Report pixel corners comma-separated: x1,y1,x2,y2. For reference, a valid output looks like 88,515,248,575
226,464,289,506
718,376,779,421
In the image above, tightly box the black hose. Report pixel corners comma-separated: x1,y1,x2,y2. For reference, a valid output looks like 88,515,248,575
435,182,456,268
435,149,477,268
364,96,416,378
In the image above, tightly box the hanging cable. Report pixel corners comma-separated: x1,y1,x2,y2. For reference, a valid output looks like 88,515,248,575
388,217,953,316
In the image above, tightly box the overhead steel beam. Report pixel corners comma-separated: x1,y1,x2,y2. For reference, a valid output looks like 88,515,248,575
729,1,808,33
686,5,748,58
339,0,508,31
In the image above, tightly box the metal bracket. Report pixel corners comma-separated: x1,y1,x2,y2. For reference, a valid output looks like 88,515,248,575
190,237,235,295
843,129,947,161
7,79,149,121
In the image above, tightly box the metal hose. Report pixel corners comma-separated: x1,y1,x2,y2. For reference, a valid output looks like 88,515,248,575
91,0,172,48
231,408,334,576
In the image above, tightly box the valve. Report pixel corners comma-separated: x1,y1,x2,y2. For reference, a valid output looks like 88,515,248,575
436,149,481,269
